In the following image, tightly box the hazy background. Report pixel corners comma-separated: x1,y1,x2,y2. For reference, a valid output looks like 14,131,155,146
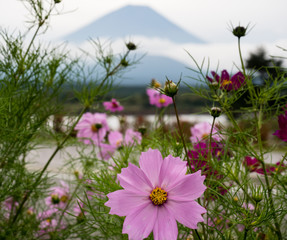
1,0,286,72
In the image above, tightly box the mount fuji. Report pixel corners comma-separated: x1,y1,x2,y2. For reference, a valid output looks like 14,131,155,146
64,5,204,44
63,5,204,85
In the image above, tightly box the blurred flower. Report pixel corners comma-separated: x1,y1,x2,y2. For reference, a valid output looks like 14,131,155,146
244,156,286,175
243,156,260,172
273,110,287,142
98,129,142,160
124,128,142,145
207,70,245,91
105,148,206,240
45,181,69,209
190,122,221,143
2,197,19,219
103,99,124,112
75,112,109,144
146,88,173,108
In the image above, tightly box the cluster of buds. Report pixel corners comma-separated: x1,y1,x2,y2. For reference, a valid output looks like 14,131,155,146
163,79,178,97
149,78,179,98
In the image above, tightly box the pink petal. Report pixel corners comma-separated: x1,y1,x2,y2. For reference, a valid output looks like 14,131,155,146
159,155,187,190
166,200,206,229
105,190,149,217
153,206,178,240
122,202,157,240
168,170,206,201
139,149,163,188
118,163,153,193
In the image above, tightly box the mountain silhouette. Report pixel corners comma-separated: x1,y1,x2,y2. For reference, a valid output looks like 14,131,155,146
118,55,196,86
64,5,204,44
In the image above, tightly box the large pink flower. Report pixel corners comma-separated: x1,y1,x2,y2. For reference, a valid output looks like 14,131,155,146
207,70,245,91
190,122,221,143
75,112,109,144
105,149,206,240
146,88,173,108
273,110,287,142
103,98,124,112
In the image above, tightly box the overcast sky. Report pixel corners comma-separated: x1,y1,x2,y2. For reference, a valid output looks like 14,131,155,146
1,0,287,69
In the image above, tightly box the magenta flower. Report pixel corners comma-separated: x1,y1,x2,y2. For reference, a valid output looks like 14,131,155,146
207,70,245,91
105,149,206,240
273,110,287,142
243,156,261,172
75,112,109,144
146,88,173,108
103,98,124,112
190,122,221,143
244,156,286,175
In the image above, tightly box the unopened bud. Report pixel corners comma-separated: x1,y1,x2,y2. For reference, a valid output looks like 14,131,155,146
126,42,137,51
164,80,178,97
210,107,222,118
120,58,129,67
138,126,147,136
232,26,247,38
252,187,263,203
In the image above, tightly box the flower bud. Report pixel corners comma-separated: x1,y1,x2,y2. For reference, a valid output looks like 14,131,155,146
252,187,263,203
126,42,137,51
232,26,247,38
164,80,178,97
54,0,62,3
210,107,222,118
151,79,161,89
138,126,147,136
120,58,129,67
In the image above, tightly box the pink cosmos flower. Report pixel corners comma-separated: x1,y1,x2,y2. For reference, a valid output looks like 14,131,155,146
273,110,287,142
105,148,206,240
124,128,142,145
190,122,221,143
207,70,245,91
45,181,69,209
103,98,124,112
146,88,173,108
98,143,117,160
75,112,109,144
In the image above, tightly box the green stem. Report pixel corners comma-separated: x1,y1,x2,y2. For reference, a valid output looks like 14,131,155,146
11,106,88,225
171,96,191,170
238,38,246,76
254,105,282,239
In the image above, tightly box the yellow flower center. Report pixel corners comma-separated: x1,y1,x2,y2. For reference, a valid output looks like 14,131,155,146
201,133,209,139
116,139,122,147
221,79,232,86
60,195,68,203
150,187,167,206
158,98,166,104
46,218,51,223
